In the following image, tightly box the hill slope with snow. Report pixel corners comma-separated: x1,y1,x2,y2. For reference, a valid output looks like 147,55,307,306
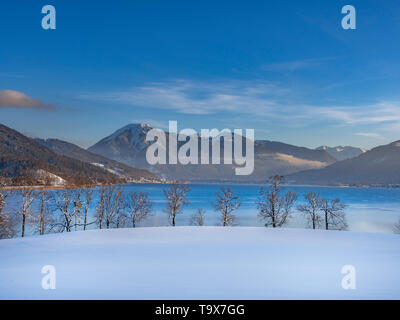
0,123,124,186
35,138,156,181
0,227,399,299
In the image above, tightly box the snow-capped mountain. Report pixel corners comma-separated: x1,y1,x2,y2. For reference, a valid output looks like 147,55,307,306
88,124,153,169
88,123,336,182
316,145,366,161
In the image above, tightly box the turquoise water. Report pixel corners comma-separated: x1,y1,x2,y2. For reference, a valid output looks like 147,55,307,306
88,183,400,234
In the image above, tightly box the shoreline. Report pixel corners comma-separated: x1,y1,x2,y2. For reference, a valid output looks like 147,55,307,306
2,181,400,191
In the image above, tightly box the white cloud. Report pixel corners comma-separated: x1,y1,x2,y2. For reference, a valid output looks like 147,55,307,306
0,90,55,110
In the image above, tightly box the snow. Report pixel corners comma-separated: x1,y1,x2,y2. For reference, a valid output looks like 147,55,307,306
34,169,66,186
104,123,152,147
0,227,399,299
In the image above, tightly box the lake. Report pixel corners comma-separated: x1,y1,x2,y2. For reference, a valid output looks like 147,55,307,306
94,183,400,234
6,183,400,235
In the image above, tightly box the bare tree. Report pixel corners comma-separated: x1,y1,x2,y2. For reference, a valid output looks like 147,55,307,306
297,191,322,230
190,208,206,226
114,208,127,229
164,183,190,226
52,189,93,232
0,186,12,239
257,175,297,228
83,188,94,231
126,192,153,228
34,190,54,235
214,187,241,226
18,189,35,237
96,186,106,229
72,189,83,231
0,184,7,214
103,186,125,229
0,211,11,239
320,198,348,231
52,189,74,232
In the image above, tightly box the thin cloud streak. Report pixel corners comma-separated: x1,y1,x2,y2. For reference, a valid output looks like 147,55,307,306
314,102,400,125
79,79,400,131
355,132,383,138
79,80,288,116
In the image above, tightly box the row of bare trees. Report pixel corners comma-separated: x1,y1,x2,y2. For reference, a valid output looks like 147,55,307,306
0,176,355,239
166,184,241,227
168,177,348,230
0,182,247,236
0,178,11,238
0,185,154,238
257,175,348,230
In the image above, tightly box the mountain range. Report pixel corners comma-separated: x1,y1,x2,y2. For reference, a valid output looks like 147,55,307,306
288,141,400,186
0,124,156,186
2,122,398,186
88,124,338,183
87,123,400,185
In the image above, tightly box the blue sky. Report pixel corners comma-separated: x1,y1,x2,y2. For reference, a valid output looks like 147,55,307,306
1,0,400,149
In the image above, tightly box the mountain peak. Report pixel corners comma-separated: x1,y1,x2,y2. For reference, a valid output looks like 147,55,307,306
315,145,366,161
118,123,153,131
128,123,152,128
103,123,153,143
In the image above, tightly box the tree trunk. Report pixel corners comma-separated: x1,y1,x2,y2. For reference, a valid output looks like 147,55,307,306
40,201,45,235
65,214,71,232
22,213,26,237
272,194,276,228
325,210,329,230
83,210,87,231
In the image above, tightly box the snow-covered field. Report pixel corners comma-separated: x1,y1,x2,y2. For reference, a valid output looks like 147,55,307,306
0,227,399,299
